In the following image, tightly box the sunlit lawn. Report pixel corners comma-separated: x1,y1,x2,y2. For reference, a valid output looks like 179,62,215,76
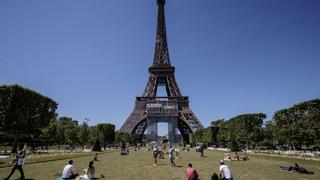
1,148,320,180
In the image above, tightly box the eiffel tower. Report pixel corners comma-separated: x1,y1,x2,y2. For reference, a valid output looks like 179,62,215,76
119,0,204,143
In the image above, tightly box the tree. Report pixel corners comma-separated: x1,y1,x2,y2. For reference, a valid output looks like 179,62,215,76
211,119,225,146
0,85,58,152
240,113,266,149
115,132,131,144
88,126,99,146
92,139,101,151
272,99,320,150
202,127,214,146
39,115,58,145
189,131,204,146
97,123,115,149
79,122,89,150
215,113,266,149
261,120,276,149
57,117,79,146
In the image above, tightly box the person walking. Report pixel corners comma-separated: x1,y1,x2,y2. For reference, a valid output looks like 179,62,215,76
199,145,204,158
4,144,27,180
152,145,159,166
175,148,180,159
169,146,176,167
219,160,233,180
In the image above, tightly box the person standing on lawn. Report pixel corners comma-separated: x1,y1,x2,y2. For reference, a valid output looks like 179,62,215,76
4,143,27,180
169,146,176,167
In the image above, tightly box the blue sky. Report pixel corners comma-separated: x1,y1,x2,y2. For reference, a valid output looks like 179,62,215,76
1,0,320,133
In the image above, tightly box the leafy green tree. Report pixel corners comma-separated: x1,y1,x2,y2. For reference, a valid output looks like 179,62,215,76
97,123,115,148
215,113,266,149
202,127,214,146
272,99,320,150
79,122,89,149
92,139,101,151
88,126,99,146
55,117,79,148
188,131,204,145
0,85,58,152
241,113,266,149
230,140,239,152
39,115,58,145
115,132,131,144
211,119,225,127
211,119,225,145
260,120,276,149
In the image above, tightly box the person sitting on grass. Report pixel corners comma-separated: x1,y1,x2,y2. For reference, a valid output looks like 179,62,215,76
292,163,314,174
62,160,79,179
80,161,96,180
241,149,249,161
232,152,240,161
224,153,232,161
186,163,198,180
219,160,233,180
280,163,314,174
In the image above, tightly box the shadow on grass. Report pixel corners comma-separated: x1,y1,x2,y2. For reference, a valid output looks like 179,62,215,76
173,165,183,168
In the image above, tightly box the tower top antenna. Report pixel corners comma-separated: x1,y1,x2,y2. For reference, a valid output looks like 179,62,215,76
157,0,165,6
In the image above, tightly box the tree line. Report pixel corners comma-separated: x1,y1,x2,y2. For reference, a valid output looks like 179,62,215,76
40,116,116,150
0,85,118,152
190,99,320,151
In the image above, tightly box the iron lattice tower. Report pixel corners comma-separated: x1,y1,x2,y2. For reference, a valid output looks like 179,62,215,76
119,0,204,143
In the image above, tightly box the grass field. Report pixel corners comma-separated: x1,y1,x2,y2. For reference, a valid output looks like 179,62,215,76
1,148,320,180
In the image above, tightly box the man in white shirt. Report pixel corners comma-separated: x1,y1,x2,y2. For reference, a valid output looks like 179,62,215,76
219,160,233,180
62,160,79,179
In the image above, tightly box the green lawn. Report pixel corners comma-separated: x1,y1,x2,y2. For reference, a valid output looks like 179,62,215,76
0,149,319,180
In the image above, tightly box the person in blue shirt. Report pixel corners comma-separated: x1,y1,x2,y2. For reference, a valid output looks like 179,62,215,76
169,146,176,167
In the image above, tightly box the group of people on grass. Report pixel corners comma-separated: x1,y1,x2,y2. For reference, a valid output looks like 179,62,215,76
152,144,177,167
223,151,250,162
60,153,101,180
150,143,232,180
185,160,233,180
61,159,96,180
2,144,99,180
2,143,315,180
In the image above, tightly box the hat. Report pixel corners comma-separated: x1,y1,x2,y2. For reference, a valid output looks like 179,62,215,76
220,160,224,164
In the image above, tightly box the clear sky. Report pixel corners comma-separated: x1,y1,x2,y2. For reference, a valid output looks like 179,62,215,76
1,0,320,134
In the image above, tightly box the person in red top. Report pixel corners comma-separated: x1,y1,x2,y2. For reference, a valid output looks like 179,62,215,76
186,163,198,180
